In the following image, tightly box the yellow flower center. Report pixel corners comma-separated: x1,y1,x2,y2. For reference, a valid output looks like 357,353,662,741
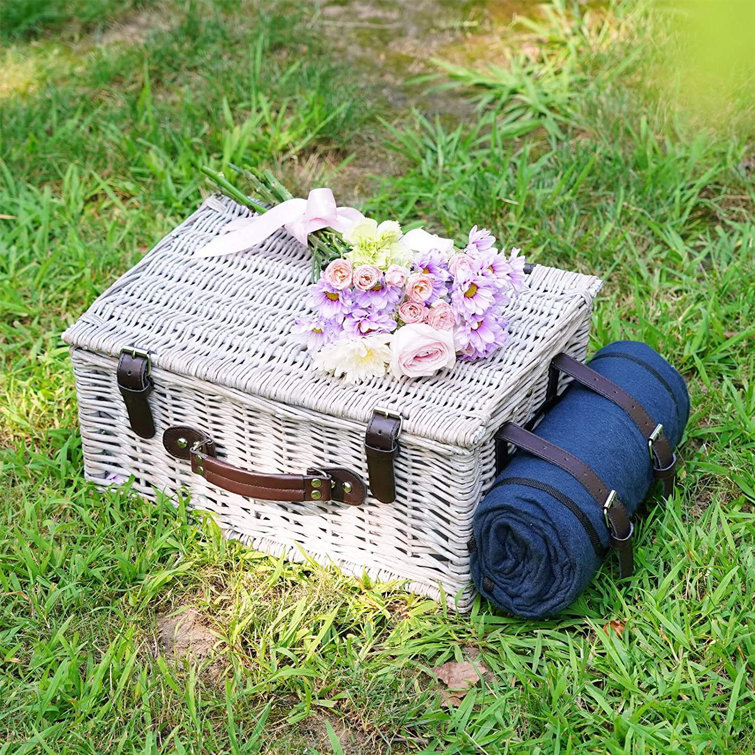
464,283,478,298
325,292,340,301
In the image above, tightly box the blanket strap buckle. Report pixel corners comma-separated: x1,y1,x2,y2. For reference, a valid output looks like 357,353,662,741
550,353,677,497
497,422,635,578
603,489,634,578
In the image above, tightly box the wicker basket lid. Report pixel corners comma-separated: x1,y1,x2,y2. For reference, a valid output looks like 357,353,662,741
63,194,602,449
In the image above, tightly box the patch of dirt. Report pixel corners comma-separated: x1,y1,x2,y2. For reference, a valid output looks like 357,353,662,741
293,711,387,755
155,607,226,682
318,0,480,117
313,0,537,198
268,148,398,207
99,9,172,46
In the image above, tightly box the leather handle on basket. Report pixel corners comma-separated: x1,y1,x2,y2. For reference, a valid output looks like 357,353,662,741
162,425,366,505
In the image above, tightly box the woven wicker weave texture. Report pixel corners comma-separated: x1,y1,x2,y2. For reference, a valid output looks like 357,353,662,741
64,194,602,611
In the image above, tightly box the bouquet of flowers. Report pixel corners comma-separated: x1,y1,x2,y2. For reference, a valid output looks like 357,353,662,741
200,168,526,383
296,219,526,382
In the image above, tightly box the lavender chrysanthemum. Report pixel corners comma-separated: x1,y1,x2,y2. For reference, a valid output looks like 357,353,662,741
450,271,497,318
310,279,353,319
466,225,497,255
412,249,451,300
342,307,398,338
293,316,340,350
474,248,510,280
503,247,527,293
353,281,403,313
455,311,509,360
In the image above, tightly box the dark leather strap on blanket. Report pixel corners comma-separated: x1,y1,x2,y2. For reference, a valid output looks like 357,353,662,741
497,422,634,577
552,353,677,494
364,408,402,503
117,349,155,439
162,425,366,505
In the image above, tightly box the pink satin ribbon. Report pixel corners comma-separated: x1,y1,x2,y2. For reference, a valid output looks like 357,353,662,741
196,188,364,257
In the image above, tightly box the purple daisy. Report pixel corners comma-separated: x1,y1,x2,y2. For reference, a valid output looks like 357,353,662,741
466,226,497,255
310,279,353,319
412,249,451,300
413,249,451,280
450,271,497,318
474,248,510,280
342,307,398,338
293,316,340,350
353,281,403,313
503,247,527,293
455,311,509,360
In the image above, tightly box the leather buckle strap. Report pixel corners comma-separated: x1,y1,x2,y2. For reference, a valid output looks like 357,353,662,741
365,407,402,503
602,490,634,577
497,422,634,577
117,348,155,439
552,353,677,493
162,426,366,505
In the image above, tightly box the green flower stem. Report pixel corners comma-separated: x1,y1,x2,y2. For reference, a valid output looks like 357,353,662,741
202,164,348,282
227,164,278,205
262,169,294,201
200,166,268,213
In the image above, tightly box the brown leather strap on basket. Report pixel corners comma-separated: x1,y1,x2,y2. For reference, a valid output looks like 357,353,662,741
552,353,677,495
364,408,402,503
117,348,155,439
497,422,634,577
162,426,366,505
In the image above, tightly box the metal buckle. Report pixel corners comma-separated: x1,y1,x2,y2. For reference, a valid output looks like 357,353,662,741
120,347,152,375
648,423,664,462
305,468,332,501
190,438,212,455
306,467,330,483
374,406,403,438
603,489,617,529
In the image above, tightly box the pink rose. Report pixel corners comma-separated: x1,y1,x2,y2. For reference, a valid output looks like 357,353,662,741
405,273,434,302
398,300,426,324
385,264,409,287
448,253,474,278
427,301,455,331
323,258,353,290
391,323,456,378
353,264,382,291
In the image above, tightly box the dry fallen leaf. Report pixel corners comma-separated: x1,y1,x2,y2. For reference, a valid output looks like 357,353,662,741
432,660,489,707
440,691,465,708
602,620,626,637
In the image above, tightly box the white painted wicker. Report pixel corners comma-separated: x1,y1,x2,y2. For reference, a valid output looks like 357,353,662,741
64,193,602,611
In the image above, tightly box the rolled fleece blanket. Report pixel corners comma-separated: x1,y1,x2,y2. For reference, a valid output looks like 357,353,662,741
470,341,689,618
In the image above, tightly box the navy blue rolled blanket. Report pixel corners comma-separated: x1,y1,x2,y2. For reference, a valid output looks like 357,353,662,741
470,341,689,618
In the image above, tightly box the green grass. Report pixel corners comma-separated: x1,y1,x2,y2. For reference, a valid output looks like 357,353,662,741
1,0,754,752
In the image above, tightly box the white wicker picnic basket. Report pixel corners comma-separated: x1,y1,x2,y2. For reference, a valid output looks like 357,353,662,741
63,193,602,611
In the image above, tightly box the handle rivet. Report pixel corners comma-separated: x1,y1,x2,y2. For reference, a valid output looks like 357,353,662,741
311,478,322,489
311,490,322,500
196,464,204,476
177,437,188,448
342,482,353,494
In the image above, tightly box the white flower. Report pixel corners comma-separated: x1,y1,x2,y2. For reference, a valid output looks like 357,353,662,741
312,334,392,383
343,218,411,269
401,227,455,259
